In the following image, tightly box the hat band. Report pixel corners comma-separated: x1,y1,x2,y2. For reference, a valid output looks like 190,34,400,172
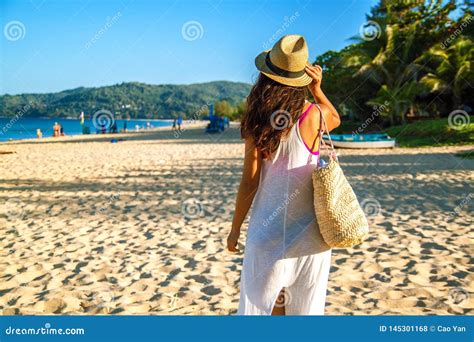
265,53,306,78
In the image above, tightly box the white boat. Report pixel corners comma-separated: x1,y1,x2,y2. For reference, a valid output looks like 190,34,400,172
323,134,396,149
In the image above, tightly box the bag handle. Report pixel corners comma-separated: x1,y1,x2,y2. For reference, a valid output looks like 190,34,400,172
308,103,338,164
306,104,323,164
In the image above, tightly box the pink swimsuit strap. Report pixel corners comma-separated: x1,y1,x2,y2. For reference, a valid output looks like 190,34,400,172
298,103,320,156
298,103,314,126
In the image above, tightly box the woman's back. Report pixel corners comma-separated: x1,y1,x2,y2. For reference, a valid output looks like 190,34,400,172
238,103,333,315
247,103,330,260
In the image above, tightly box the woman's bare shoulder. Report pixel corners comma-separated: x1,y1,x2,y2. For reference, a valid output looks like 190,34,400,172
308,103,339,131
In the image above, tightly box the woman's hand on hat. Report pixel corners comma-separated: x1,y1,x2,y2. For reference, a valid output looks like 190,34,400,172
305,63,323,95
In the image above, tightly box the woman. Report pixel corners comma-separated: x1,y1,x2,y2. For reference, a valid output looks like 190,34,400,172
227,35,341,315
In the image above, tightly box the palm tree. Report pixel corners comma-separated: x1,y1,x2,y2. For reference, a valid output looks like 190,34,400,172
352,23,428,125
418,37,474,107
342,0,462,125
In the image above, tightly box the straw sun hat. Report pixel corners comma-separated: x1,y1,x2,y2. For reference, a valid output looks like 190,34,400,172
255,34,313,87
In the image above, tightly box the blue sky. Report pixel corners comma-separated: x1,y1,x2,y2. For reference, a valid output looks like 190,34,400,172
1,0,379,95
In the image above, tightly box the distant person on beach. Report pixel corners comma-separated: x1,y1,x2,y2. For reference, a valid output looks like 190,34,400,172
53,122,60,137
36,128,42,139
172,119,177,130
227,35,341,316
110,121,117,133
177,116,183,130
60,124,65,136
123,122,127,132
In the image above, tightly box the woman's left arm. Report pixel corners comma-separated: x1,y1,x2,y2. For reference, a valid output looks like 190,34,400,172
305,63,341,131
227,138,262,252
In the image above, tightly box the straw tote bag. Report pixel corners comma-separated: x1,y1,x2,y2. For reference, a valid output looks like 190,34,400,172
310,106,369,248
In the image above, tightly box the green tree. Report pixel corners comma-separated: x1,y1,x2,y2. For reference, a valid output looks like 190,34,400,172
419,37,473,107
338,0,461,125
214,100,234,117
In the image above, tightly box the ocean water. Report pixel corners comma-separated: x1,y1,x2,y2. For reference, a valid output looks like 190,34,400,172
0,117,173,141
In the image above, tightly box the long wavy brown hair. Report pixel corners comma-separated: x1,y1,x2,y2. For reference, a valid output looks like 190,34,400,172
241,73,308,159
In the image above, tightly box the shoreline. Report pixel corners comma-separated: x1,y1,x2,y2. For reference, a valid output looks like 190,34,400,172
0,122,208,145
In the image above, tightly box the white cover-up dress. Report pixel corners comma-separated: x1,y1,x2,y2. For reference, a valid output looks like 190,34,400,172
237,104,332,315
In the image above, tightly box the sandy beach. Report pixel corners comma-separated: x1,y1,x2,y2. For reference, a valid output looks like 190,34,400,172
0,126,472,315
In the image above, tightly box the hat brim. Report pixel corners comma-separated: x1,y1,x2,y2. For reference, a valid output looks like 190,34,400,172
255,51,313,87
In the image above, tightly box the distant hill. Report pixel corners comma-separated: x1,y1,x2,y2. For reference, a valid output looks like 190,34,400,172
0,81,252,119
